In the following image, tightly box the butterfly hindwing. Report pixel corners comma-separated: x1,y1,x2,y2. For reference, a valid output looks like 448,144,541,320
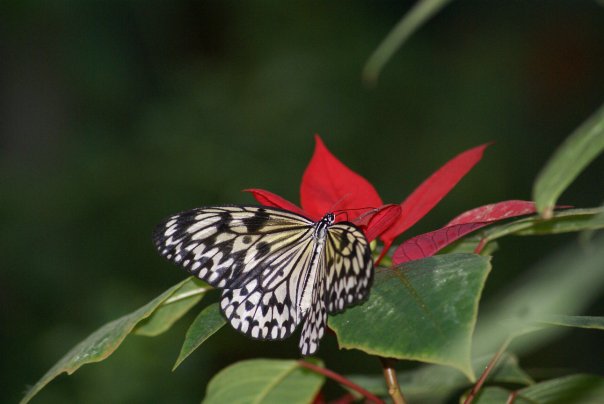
325,223,374,313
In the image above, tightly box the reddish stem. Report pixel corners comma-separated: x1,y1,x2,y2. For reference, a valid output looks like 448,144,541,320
463,338,511,404
506,391,517,404
474,237,488,254
297,360,384,404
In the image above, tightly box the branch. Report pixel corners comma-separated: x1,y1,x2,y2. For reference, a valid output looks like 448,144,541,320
297,360,384,404
379,358,407,404
463,337,512,404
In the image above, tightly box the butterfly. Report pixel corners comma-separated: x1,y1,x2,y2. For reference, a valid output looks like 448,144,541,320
153,205,373,355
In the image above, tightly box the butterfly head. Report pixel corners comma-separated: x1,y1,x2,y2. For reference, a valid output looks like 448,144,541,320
324,212,335,225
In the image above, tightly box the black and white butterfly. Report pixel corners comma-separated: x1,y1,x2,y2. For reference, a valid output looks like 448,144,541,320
153,205,373,355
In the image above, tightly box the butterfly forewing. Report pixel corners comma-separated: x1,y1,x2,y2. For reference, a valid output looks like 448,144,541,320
153,205,373,355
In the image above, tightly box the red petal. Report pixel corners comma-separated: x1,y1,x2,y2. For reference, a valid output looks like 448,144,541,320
380,143,490,245
300,135,383,219
447,200,536,225
392,222,489,264
392,200,538,264
244,188,308,217
352,204,401,242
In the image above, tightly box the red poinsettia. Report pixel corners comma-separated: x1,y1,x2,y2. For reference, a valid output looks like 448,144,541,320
246,135,537,265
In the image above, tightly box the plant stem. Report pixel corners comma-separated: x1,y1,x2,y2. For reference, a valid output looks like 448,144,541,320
297,360,384,404
379,358,407,404
506,390,518,404
463,337,512,404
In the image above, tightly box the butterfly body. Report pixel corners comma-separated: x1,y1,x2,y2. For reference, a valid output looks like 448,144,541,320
153,205,373,355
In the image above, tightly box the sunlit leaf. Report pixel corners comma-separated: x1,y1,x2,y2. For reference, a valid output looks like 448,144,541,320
330,254,491,379
533,103,604,218
20,278,195,404
134,278,209,337
203,359,324,404
173,303,226,370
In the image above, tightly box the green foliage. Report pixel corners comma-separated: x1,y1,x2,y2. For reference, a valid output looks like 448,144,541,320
20,278,200,404
330,254,491,379
203,359,324,404
472,375,604,404
533,103,604,218
363,0,454,84
174,302,226,370
537,315,604,331
134,278,208,337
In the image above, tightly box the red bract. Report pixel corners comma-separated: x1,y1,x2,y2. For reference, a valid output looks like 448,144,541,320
246,135,526,264
392,200,538,264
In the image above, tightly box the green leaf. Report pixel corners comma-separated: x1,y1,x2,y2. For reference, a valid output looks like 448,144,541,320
173,302,226,370
347,352,532,402
477,208,604,244
514,207,604,236
472,374,604,404
203,359,324,404
470,386,532,404
533,103,604,217
538,315,604,331
519,374,604,403
329,254,491,379
362,0,453,85
134,278,209,336
474,234,604,356
21,278,196,404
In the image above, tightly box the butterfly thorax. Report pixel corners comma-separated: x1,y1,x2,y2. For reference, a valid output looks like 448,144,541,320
313,213,335,241
300,213,335,314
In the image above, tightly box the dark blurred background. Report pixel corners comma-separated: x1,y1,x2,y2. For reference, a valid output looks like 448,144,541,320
2,1,604,403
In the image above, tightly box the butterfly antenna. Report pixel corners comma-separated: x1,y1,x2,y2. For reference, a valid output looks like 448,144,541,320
328,193,352,213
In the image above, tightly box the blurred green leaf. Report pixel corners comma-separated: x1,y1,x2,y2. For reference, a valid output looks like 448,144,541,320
475,208,604,245
538,315,604,331
474,234,604,356
533,103,604,217
329,254,491,379
347,352,532,402
173,302,226,370
203,359,324,404
134,278,209,337
363,0,453,85
519,374,604,403
470,386,531,404
21,278,194,404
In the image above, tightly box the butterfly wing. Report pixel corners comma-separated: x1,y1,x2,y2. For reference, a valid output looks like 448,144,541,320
325,222,374,313
153,205,318,340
